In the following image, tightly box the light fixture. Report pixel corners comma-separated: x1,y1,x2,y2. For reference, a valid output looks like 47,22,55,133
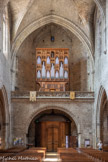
51,36,54,42
50,25,55,42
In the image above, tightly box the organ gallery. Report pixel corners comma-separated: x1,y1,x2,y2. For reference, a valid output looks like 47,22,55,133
36,48,69,92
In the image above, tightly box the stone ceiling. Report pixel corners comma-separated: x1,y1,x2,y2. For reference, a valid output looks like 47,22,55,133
8,0,96,41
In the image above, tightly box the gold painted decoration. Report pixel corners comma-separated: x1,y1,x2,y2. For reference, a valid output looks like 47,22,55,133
70,91,75,100
36,48,69,92
30,91,36,101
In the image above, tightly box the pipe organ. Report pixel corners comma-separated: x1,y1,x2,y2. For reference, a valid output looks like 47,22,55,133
36,48,69,91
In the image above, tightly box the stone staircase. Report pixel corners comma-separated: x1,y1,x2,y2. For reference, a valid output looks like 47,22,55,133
42,152,61,162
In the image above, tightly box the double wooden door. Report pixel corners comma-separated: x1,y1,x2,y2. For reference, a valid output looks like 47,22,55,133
47,126,59,152
35,121,70,152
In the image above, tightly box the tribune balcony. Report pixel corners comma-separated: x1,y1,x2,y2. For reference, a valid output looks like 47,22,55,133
11,91,94,102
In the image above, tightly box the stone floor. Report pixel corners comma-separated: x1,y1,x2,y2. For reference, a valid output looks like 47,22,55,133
42,152,61,162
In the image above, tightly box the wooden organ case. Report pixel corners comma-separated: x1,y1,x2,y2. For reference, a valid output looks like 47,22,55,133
36,48,69,92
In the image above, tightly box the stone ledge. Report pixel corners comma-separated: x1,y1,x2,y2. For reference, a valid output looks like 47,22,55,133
11,91,94,101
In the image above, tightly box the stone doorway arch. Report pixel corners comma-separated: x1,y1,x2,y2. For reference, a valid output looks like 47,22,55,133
26,106,81,150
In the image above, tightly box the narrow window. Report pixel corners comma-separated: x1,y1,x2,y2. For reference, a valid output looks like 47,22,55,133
3,8,8,57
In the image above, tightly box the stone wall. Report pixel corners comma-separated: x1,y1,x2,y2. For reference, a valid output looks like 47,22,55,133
0,1,11,148
16,24,89,91
93,5,108,147
0,0,106,149
11,98,94,148
71,60,87,91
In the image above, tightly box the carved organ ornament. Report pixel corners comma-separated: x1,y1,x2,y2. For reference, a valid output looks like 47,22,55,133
36,48,69,92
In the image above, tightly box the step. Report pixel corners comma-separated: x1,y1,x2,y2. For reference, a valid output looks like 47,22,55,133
45,152,59,158
42,152,61,162
42,158,61,162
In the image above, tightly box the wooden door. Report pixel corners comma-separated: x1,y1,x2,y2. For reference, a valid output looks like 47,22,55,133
47,127,59,152
47,127,53,151
53,127,59,151
36,121,70,151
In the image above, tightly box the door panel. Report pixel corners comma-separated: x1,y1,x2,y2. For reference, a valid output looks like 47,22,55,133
53,127,59,151
37,121,70,151
47,127,59,152
47,127,53,151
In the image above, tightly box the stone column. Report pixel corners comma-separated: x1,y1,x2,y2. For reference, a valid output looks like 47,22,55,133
77,124,81,148
106,0,108,53
0,0,3,89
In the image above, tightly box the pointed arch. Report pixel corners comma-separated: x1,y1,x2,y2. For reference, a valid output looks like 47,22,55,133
94,0,105,16
11,15,94,67
0,86,10,148
96,86,108,144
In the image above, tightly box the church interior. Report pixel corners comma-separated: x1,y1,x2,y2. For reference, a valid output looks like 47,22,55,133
0,0,108,161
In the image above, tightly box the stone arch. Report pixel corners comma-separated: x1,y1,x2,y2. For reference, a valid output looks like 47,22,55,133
26,106,81,148
11,15,95,90
26,106,80,134
10,0,105,60
5,0,104,16
96,85,108,145
94,0,105,16
0,86,10,148
11,15,94,65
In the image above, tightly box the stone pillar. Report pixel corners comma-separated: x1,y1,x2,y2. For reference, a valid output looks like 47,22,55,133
78,133,81,148
96,123,100,143
106,0,108,55
77,124,81,148
0,0,3,89
92,108,97,149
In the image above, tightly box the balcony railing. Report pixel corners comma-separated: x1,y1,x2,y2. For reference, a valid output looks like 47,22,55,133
11,91,94,100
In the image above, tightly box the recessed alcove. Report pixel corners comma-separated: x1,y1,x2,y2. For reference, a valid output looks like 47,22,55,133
28,109,77,152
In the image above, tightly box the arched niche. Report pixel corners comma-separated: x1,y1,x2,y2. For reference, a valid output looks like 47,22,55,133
11,15,95,91
0,86,10,149
96,86,108,146
100,91,108,145
13,23,94,92
27,109,78,151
